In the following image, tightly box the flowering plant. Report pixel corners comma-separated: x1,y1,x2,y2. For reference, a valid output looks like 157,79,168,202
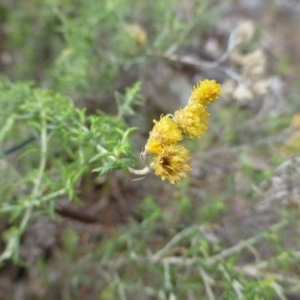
142,79,221,184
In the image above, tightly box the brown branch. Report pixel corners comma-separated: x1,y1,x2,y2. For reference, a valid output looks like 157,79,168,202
55,204,98,223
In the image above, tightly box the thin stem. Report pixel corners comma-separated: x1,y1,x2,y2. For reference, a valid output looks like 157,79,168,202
0,114,15,145
128,166,151,175
155,220,288,266
199,267,216,300
93,220,289,270
234,265,300,286
20,108,47,231
206,220,287,265
36,188,66,205
152,226,198,260
97,144,151,175
0,107,48,262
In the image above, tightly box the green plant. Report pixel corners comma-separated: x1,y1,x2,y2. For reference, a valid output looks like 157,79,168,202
0,78,142,263
2,1,300,299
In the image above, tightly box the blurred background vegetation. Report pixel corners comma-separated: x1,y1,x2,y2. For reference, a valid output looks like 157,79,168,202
1,0,300,299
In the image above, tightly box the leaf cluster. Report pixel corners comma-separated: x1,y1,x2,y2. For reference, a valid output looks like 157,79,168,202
0,76,141,263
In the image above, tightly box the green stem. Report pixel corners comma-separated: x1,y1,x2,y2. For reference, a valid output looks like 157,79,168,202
0,114,15,145
19,108,47,232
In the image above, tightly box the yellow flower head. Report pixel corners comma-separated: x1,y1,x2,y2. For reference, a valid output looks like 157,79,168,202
145,115,183,155
141,79,220,184
191,79,221,105
152,144,192,184
174,102,209,138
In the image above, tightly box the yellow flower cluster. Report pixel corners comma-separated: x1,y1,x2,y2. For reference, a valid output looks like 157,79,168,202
145,115,183,155
174,102,209,138
191,79,221,105
143,79,221,184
